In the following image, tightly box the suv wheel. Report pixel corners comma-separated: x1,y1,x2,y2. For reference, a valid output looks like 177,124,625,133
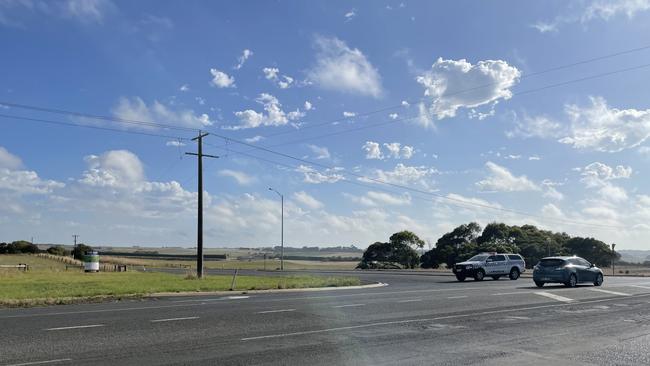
594,273,603,286
534,281,544,288
455,274,466,282
509,268,520,280
474,269,485,281
565,273,577,288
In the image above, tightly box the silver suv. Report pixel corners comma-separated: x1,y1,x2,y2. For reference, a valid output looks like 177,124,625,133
452,253,526,282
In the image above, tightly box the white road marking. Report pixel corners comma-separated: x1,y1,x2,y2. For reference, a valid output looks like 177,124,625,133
493,291,533,296
628,285,650,290
257,309,296,314
242,292,650,341
333,304,365,308
45,324,104,331
5,359,72,366
447,296,468,299
397,299,422,303
150,316,199,323
534,292,575,303
174,295,250,303
589,288,631,296
226,296,250,300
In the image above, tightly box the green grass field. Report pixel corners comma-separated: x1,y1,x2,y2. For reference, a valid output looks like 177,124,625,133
0,255,361,307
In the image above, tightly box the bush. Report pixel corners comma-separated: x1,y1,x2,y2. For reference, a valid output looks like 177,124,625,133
0,241,40,254
72,244,93,260
47,245,68,256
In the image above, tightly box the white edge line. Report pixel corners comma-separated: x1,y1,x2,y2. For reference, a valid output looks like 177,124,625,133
333,304,365,308
241,292,650,341
257,309,296,314
447,296,468,299
534,291,575,303
589,288,631,296
397,299,422,303
45,324,104,331
5,359,72,366
150,317,199,323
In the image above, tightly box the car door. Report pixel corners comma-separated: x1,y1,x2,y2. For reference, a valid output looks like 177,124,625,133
493,255,507,274
569,258,591,282
485,255,497,274
578,258,596,282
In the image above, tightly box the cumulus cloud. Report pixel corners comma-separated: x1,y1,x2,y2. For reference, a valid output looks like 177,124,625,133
416,58,520,120
476,162,539,192
559,97,650,152
79,150,146,188
292,191,324,209
576,162,632,203
263,67,294,89
304,101,313,111
506,112,564,139
308,36,383,98
232,94,306,129
0,147,23,169
165,140,186,147
210,68,235,88
112,96,212,128
296,165,345,184
0,168,64,195
234,49,253,70
344,8,356,21
218,169,256,186
244,135,264,143
363,141,383,160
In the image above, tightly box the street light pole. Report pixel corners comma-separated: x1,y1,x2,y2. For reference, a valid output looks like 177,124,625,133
611,243,616,276
268,188,284,271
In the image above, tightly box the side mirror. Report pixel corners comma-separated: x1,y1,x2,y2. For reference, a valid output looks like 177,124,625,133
589,263,595,268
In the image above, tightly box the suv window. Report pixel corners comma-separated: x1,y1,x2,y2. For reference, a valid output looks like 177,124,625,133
508,255,522,261
493,255,506,262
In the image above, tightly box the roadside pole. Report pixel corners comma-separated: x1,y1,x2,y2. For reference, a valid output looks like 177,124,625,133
611,243,616,276
186,131,218,279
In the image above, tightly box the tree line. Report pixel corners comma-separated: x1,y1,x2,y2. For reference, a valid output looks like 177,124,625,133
0,241,93,260
357,222,619,270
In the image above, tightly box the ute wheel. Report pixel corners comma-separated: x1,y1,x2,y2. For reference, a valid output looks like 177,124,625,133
492,275,501,280
565,273,577,288
455,275,466,282
474,269,485,281
534,281,545,288
594,273,603,287
509,268,520,280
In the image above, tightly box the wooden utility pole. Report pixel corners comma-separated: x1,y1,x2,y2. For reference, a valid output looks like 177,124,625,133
186,131,218,279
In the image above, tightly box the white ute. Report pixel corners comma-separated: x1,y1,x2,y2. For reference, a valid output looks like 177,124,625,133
452,253,526,282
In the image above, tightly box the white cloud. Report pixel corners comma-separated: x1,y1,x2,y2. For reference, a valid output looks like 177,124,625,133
389,113,399,120
543,186,564,201
476,162,539,192
344,9,356,21
506,113,564,139
218,169,256,186
0,0,114,27
0,147,23,169
234,49,253,70
0,168,64,195
579,162,632,185
263,67,294,89
366,191,411,206
401,145,414,159
363,163,437,189
79,150,145,188
210,68,235,88
534,0,650,33
296,165,345,184
62,0,115,24
233,93,291,129
363,141,383,160
401,100,410,107
307,144,331,160
639,146,650,157
244,135,264,143
504,154,521,160
308,36,383,98
542,203,564,218
529,155,541,161
383,142,415,159
179,84,189,92
416,58,520,120
559,97,650,152
343,111,356,118
112,96,212,128
292,191,323,209
165,140,186,147
304,101,313,111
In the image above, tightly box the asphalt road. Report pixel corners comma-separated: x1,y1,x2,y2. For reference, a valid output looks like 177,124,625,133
2,271,650,365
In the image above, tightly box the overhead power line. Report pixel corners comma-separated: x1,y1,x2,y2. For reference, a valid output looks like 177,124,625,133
0,113,189,140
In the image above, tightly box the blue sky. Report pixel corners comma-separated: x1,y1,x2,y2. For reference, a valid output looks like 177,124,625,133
1,0,650,249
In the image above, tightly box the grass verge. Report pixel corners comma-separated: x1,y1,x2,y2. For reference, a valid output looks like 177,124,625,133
0,269,361,308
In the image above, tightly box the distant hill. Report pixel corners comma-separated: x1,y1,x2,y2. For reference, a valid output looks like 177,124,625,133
618,250,650,263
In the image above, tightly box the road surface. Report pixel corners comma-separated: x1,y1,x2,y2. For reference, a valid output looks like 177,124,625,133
2,270,650,365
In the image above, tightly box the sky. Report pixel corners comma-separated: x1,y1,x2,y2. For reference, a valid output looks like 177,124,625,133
1,0,650,250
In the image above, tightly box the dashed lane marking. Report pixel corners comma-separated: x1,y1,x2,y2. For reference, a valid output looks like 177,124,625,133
534,292,574,303
589,288,631,296
150,317,199,323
